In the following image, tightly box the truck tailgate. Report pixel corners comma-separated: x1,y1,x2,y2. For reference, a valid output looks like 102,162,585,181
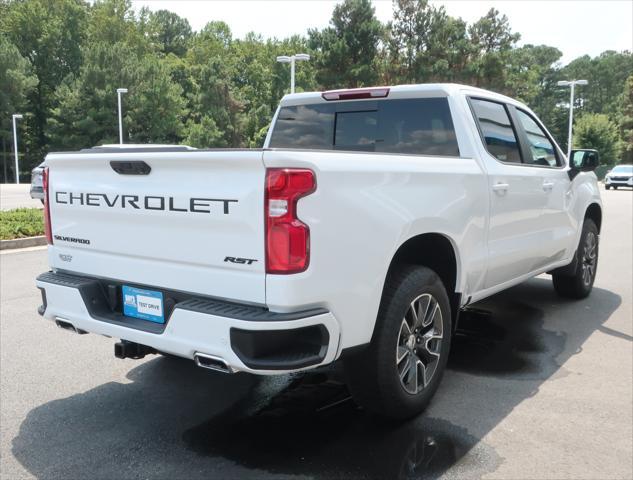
45,150,266,305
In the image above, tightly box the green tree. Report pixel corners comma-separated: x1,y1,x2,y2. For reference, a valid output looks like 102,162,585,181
388,0,434,83
561,51,633,119
617,76,633,162
573,113,620,166
48,42,185,148
183,22,243,147
423,13,470,82
309,0,383,88
126,55,186,143
2,0,87,160
47,42,139,149
144,9,192,57
387,0,469,83
0,37,38,180
505,45,562,103
86,0,148,53
0,37,38,139
467,8,520,89
184,116,224,148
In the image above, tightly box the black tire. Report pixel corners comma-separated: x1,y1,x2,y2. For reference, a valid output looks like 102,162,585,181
344,265,451,419
605,185,611,190
552,219,599,299
614,186,618,190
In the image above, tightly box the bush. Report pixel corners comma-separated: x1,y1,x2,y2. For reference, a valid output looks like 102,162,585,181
573,113,620,166
0,208,44,240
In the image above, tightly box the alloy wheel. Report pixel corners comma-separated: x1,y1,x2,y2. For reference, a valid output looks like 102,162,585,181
581,231,598,286
396,293,443,395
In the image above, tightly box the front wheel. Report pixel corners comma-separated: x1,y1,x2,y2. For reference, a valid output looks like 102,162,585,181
605,185,611,190
344,266,451,419
552,219,599,299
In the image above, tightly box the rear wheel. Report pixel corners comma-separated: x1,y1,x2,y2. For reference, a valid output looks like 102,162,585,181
344,266,451,419
552,219,599,299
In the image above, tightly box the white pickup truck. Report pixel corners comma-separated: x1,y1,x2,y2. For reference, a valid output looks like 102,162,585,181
36,84,602,418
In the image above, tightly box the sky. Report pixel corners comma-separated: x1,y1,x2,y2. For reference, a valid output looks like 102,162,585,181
132,0,632,65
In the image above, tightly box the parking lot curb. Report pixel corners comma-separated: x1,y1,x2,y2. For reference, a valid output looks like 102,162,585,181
0,236,47,250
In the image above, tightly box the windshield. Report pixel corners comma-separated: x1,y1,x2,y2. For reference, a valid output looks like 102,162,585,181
612,165,633,174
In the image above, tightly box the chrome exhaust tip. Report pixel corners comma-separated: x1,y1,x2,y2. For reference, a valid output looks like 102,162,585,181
194,353,233,373
55,317,87,334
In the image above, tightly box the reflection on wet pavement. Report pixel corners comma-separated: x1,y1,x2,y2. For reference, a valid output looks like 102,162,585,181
183,371,487,480
449,302,567,379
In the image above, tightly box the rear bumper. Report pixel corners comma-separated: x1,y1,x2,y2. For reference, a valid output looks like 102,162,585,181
36,271,340,374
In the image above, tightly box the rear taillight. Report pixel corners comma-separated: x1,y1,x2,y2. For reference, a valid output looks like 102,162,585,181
265,168,316,274
42,167,53,244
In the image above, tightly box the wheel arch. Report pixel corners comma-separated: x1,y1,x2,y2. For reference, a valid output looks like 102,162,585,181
383,232,462,330
585,202,602,233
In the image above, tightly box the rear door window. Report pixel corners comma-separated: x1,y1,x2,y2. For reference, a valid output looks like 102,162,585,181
269,98,460,157
470,99,522,163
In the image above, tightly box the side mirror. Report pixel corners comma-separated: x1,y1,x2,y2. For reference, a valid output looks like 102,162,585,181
569,149,599,179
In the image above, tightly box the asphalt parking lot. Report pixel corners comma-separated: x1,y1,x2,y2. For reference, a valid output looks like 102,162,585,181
1,189,631,480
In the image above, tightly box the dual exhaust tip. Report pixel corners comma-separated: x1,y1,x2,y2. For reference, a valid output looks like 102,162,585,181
194,352,233,374
112,342,233,373
54,317,233,374
55,318,87,335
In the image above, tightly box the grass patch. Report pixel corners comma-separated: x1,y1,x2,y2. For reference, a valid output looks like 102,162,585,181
0,208,45,240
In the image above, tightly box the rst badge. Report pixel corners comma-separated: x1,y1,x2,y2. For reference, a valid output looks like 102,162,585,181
224,256,258,265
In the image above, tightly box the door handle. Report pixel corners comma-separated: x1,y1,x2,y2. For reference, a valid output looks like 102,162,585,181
492,182,509,194
542,181,555,191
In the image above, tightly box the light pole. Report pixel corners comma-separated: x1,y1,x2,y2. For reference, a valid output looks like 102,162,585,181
557,79,588,159
276,53,310,94
117,88,128,144
12,114,23,184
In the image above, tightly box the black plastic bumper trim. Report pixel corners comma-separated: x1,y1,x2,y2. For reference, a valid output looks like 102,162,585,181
230,325,329,370
37,287,47,316
36,271,330,334
37,271,166,333
176,297,328,322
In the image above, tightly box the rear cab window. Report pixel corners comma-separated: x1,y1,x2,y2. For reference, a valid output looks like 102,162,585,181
269,98,460,157
469,98,522,163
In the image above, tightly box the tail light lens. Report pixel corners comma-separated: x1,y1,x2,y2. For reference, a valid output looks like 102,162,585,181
265,168,316,274
42,167,53,244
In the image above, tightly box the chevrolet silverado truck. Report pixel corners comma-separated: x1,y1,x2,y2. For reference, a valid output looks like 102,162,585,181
36,84,602,418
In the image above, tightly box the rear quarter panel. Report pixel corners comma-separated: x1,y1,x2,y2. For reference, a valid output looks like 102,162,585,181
263,149,489,350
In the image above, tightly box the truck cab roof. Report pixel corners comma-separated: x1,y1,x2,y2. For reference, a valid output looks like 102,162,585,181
279,83,524,109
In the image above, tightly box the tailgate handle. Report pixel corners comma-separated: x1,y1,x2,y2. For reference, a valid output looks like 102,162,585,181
110,161,151,175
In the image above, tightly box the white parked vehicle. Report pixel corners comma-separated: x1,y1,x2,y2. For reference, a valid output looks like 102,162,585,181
30,162,45,201
604,164,633,189
36,84,602,418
